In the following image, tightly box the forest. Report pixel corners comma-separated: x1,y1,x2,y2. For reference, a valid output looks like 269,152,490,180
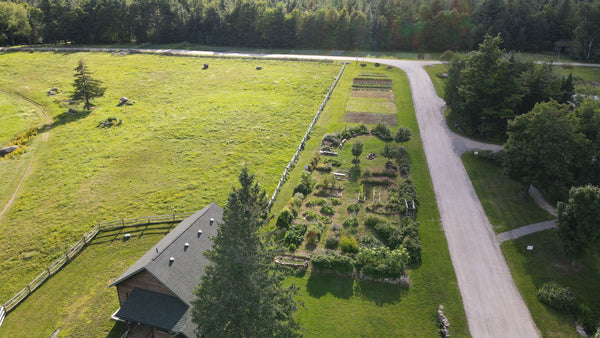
0,0,599,59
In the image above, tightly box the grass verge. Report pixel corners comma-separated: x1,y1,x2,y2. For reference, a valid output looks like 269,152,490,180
462,152,554,233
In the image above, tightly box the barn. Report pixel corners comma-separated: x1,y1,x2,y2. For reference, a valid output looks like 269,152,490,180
110,202,223,337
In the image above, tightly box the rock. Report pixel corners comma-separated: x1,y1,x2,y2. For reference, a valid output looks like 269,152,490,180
47,88,58,96
256,66,263,70
202,64,209,70
0,145,19,157
120,97,129,103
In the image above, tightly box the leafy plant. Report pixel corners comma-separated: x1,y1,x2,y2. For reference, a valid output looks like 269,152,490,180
306,198,327,207
320,204,335,216
276,208,294,230
340,235,359,253
356,247,409,279
537,282,577,313
284,224,307,251
343,216,359,229
347,202,361,214
311,252,354,274
325,235,339,249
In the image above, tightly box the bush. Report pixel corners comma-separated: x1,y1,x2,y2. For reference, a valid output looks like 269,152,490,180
360,235,384,249
284,224,307,250
356,247,409,279
343,216,359,229
330,197,342,206
372,122,393,141
320,204,336,216
276,208,294,230
306,222,324,245
294,171,315,196
371,169,398,179
309,153,321,171
311,252,354,274
306,198,327,207
347,202,361,214
364,216,386,228
323,158,341,167
315,165,332,172
402,236,422,265
340,235,359,253
537,282,577,313
395,147,411,176
325,235,339,249
303,210,319,221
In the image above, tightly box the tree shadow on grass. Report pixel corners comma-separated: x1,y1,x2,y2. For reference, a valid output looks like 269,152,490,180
353,279,407,306
306,272,354,299
50,108,91,129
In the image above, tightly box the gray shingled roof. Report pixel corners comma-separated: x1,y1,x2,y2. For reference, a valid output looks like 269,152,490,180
111,202,223,336
114,288,189,333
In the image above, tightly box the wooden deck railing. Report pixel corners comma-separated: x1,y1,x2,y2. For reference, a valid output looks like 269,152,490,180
0,212,193,322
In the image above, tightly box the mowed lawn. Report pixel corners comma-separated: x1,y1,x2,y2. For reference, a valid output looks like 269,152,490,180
0,52,340,307
273,63,468,336
462,152,554,233
461,152,599,336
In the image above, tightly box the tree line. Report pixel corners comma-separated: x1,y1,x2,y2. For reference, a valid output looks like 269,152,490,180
0,0,599,58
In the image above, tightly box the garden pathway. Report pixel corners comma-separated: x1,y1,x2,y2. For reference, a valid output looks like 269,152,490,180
496,220,557,243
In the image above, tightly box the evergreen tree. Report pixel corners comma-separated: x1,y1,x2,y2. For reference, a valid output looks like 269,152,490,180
71,60,105,110
394,127,412,146
191,168,299,337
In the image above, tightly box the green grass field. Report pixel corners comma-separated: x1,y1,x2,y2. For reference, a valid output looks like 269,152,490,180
462,152,554,233
423,64,447,98
273,63,468,336
461,151,599,336
0,92,40,145
0,51,340,306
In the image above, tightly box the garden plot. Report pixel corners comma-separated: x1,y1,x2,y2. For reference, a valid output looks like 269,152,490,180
345,74,397,126
275,124,421,285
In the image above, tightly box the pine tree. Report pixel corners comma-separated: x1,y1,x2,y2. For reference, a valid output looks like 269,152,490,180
191,168,300,337
71,60,105,110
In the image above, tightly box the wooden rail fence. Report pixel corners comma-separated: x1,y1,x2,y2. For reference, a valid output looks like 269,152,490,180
0,213,193,326
267,62,348,210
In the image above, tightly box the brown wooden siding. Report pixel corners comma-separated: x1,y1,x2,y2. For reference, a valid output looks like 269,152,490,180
115,269,175,306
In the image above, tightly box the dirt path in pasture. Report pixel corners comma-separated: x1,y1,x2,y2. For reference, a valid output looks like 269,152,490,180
0,90,51,222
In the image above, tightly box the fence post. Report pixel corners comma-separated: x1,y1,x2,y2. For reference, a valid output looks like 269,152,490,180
122,219,125,227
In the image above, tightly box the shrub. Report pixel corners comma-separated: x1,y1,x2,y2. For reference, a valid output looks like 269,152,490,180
320,204,336,216
356,247,409,279
402,236,422,264
343,216,359,228
330,197,342,206
371,169,398,179
294,171,315,196
315,165,332,172
537,282,577,313
323,158,341,167
360,235,384,249
340,235,359,253
347,202,361,214
309,153,321,170
306,222,323,246
303,210,319,221
276,208,294,230
325,235,339,249
364,216,386,228
311,252,354,273
395,147,411,176
284,224,307,250
306,198,327,207
372,122,393,141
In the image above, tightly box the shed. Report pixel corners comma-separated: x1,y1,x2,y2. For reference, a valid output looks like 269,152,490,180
110,202,223,337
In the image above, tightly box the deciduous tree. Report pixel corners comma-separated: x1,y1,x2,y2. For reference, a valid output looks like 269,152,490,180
556,185,600,257
191,168,300,337
503,100,583,197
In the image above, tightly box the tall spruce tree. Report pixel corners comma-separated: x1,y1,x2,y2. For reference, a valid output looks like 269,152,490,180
191,168,299,337
71,60,105,110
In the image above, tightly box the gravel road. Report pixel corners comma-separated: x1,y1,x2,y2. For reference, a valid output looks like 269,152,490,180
385,60,539,338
